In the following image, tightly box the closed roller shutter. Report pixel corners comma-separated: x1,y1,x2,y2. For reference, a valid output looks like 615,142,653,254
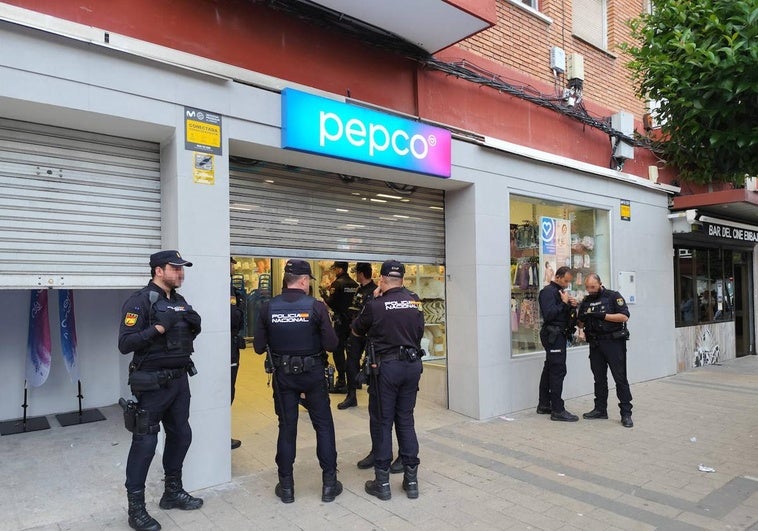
0,118,161,289
230,160,444,263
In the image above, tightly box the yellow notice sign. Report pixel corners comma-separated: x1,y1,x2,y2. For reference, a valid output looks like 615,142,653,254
193,152,215,185
620,199,631,221
185,107,222,155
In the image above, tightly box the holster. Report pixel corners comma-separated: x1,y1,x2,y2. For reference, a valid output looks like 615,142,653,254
118,397,157,435
543,324,564,345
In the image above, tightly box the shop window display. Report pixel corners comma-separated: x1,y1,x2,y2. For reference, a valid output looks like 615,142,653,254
233,257,447,363
674,247,735,327
510,195,610,355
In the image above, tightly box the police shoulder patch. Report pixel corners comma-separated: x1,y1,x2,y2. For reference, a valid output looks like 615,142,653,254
230,296,237,305
124,313,139,327
616,297,625,306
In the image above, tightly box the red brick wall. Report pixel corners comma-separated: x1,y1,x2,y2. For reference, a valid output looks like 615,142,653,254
455,0,648,117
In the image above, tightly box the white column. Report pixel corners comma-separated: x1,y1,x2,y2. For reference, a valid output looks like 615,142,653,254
160,111,231,490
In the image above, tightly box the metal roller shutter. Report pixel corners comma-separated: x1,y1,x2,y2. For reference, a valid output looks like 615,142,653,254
0,118,161,289
230,160,445,263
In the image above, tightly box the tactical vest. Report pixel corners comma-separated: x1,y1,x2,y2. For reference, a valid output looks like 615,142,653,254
267,295,321,356
583,290,624,337
147,297,195,359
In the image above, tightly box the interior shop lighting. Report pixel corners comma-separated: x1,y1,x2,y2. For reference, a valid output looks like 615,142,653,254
393,214,410,219
429,206,443,210
376,193,403,199
335,208,349,212
264,179,275,183
281,218,300,224
230,203,254,211
369,198,387,203
400,198,411,202
378,216,398,221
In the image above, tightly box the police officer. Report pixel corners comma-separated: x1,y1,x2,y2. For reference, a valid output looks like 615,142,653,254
537,266,579,422
230,257,246,449
577,273,633,428
352,260,425,501
253,259,342,503
337,262,377,410
323,261,358,393
118,250,203,531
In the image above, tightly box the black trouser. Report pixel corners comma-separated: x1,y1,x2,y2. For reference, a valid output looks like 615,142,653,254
231,340,240,404
331,321,350,378
538,329,567,412
272,366,338,476
589,339,633,416
125,374,192,491
345,335,366,391
369,359,422,470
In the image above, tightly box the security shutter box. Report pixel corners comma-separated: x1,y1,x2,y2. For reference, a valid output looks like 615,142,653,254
230,160,445,264
0,118,161,289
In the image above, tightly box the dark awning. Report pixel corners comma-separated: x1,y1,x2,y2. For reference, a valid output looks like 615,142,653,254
671,188,758,225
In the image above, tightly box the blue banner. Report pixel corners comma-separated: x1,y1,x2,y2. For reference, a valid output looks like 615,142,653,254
58,289,80,383
26,289,51,387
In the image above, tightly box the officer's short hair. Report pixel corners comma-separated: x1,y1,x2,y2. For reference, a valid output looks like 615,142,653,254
585,273,602,284
555,266,572,278
283,272,309,287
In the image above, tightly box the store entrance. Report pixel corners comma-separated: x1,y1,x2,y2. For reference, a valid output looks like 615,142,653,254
230,255,448,406
733,251,755,357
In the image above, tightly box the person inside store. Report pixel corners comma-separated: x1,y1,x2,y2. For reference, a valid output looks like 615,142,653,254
230,257,246,449
253,259,342,504
537,265,579,422
577,273,633,428
117,250,203,531
351,260,425,501
321,260,358,393
338,262,377,410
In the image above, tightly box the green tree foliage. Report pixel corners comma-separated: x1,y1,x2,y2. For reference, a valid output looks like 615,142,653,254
622,0,758,184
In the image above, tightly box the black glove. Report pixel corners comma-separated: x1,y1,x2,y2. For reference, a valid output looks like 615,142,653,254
184,308,202,333
584,311,606,321
155,309,181,331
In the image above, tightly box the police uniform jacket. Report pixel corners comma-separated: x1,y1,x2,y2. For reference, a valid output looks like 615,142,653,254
351,286,424,355
325,272,359,321
253,288,338,356
578,287,630,340
230,283,245,338
538,281,572,329
347,279,378,320
118,281,201,370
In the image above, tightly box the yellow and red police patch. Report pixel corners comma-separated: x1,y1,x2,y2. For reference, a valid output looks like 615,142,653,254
124,313,139,327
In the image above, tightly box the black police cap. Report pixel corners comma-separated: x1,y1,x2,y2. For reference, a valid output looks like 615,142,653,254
150,250,193,268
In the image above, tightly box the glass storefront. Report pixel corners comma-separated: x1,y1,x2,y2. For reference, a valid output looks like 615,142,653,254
232,257,447,364
673,246,742,327
510,195,610,355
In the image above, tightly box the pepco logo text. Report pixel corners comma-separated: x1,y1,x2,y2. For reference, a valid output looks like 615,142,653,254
320,112,435,160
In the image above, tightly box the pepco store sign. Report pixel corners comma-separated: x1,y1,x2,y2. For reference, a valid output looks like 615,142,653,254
281,88,451,178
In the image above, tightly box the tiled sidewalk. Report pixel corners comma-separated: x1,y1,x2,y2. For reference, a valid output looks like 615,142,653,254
3,356,758,530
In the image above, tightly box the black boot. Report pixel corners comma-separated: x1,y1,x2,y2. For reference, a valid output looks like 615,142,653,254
337,390,357,410
127,490,161,531
321,470,343,502
402,465,419,499
331,374,347,394
390,455,404,474
275,474,295,503
159,475,203,510
356,451,374,469
365,467,391,501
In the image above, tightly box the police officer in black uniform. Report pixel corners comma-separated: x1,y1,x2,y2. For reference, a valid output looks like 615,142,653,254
118,250,203,531
230,257,246,449
352,260,425,501
253,259,342,504
577,273,633,428
537,265,580,422
323,261,358,393
337,262,377,410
